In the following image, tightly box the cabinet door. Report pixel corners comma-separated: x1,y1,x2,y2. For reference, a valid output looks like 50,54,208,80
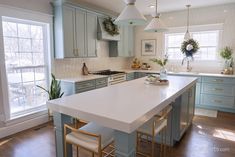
127,26,134,57
86,11,97,57
188,86,195,124
63,6,76,58
75,8,86,57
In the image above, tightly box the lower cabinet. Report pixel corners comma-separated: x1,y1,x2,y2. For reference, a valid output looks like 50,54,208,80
172,85,196,144
60,77,108,96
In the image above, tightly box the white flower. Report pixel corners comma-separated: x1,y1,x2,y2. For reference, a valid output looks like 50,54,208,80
186,44,193,51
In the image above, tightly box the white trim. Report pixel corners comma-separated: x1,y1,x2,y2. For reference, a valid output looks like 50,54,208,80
0,113,49,139
166,23,224,33
0,4,53,18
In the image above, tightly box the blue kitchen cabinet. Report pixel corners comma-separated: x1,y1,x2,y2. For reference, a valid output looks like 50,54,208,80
126,72,135,81
198,76,235,112
54,4,97,58
60,77,108,96
109,26,134,57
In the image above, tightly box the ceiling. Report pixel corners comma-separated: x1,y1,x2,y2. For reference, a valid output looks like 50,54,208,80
77,0,235,15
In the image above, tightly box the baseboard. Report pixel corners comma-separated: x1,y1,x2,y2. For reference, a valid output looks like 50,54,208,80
0,114,49,139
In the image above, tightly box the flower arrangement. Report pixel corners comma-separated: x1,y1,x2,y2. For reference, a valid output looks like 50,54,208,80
220,47,233,74
181,39,199,57
220,46,233,60
150,58,168,67
103,17,119,36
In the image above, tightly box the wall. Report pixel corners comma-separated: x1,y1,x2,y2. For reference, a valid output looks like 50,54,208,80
53,41,132,78
134,4,235,73
0,0,53,15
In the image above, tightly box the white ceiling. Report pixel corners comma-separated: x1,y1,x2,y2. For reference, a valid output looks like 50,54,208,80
77,0,235,15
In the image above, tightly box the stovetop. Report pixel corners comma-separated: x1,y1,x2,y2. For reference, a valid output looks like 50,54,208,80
91,70,125,76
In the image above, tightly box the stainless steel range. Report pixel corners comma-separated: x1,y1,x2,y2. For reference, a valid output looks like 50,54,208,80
91,70,126,85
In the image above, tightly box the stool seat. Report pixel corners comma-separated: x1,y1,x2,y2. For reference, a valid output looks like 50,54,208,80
137,117,167,136
66,122,114,153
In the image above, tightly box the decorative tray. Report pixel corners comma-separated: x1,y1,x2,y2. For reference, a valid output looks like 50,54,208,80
144,79,169,85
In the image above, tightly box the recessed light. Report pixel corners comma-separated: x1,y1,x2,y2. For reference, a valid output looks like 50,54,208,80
149,5,155,8
224,10,228,13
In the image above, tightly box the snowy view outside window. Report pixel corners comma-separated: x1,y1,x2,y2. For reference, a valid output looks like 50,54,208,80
2,17,49,116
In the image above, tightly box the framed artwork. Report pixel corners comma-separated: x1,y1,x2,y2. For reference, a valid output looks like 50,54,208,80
141,39,156,56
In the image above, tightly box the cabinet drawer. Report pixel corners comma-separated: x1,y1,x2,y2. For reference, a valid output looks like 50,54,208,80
75,80,96,91
126,73,135,81
95,78,108,88
200,94,234,108
202,77,235,84
201,83,235,96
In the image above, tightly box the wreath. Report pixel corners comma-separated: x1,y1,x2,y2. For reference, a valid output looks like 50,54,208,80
103,17,119,36
181,39,199,57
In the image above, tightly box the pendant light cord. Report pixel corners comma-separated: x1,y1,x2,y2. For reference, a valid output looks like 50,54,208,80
186,5,190,32
155,0,158,17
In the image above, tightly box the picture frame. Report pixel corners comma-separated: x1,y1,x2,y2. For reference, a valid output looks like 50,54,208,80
141,39,156,56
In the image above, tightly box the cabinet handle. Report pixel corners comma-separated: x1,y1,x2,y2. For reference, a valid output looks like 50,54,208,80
213,79,223,82
76,49,79,56
213,100,222,103
213,88,223,91
73,49,76,56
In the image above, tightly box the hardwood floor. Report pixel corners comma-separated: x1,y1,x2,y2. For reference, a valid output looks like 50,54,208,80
0,112,235,157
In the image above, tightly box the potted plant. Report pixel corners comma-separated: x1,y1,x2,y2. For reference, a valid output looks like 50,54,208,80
37,73,64,118
150,56,168,79
220,47,233,74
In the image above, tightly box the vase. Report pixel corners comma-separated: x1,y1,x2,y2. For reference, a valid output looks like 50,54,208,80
160,66,167,80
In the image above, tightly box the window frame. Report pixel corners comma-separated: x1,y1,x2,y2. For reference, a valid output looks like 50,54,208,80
163,24,223,62
0,6,53,121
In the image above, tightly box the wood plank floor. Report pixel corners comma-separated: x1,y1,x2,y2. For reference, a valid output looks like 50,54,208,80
0,112,235,157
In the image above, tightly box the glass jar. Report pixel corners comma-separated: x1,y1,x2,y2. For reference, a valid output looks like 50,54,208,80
160,66,167,80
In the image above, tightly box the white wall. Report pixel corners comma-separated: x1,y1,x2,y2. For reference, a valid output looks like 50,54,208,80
134,4,235,73
0,0,53,15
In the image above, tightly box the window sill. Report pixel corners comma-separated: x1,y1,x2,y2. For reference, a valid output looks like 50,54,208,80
5,108,48,126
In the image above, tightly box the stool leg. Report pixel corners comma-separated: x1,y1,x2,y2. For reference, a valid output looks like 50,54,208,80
151,136,155,157
77,146,79,157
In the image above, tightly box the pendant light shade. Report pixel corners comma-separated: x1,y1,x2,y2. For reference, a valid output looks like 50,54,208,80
144,13,168,32
144,0,168,32
184,5,191,40
114,0,147,26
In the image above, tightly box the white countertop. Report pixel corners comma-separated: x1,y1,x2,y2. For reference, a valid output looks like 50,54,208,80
123,69,235,78
47,75,197,133
58,75,108,83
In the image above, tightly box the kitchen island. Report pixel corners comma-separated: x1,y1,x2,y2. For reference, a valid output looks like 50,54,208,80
47,76,197,157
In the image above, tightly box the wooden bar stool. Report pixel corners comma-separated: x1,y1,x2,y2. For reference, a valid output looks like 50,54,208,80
64,122,115,157
136,105,172,157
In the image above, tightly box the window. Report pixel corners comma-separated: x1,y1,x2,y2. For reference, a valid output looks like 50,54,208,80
2,17,49,117
165,31,220,60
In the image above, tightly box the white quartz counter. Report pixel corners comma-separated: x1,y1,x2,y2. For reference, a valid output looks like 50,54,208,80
58,75,108,83
47,76,197,133
123,69,235,78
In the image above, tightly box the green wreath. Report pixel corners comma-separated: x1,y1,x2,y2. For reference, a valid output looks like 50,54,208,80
181,39,199,57
103,17,119,36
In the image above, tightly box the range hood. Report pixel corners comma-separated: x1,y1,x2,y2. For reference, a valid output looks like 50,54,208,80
97,17,121,41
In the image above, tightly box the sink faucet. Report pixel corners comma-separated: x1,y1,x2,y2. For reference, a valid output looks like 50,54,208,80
187,60,192,72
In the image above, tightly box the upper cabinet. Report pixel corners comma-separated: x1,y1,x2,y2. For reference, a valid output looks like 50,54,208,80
109,26,134,57
54,4,97,58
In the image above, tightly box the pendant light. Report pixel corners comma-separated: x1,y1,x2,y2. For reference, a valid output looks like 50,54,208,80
114,0,147,26
144,0,167,32
184,5,191,40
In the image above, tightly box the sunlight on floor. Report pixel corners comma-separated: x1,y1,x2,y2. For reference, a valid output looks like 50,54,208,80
213,129,235,142
0,138,12,146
